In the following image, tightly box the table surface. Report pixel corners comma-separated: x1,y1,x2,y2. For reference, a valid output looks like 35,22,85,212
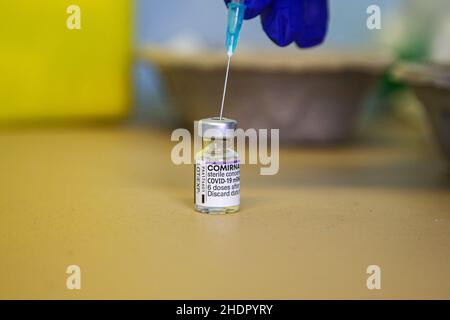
0,123,449,299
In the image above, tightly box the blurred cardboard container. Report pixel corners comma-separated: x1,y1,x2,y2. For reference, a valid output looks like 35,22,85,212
142,46,392,144
0,0,131,123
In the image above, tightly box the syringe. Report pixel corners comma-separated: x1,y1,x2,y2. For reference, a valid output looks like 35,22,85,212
219,0,246,120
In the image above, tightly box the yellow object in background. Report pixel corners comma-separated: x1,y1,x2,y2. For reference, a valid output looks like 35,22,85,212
0,0,131,123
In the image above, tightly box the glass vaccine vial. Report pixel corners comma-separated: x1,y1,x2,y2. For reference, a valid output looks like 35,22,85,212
195,117,240,214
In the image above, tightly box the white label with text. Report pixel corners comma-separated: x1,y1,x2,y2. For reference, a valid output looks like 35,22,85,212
195,160,240,207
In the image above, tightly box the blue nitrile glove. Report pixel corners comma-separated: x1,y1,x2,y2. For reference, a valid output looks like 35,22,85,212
224,0,328,48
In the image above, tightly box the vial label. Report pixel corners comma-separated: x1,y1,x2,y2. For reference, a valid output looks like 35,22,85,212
195,160,240,207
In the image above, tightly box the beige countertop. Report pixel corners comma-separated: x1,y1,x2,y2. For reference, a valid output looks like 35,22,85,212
0,123,449,299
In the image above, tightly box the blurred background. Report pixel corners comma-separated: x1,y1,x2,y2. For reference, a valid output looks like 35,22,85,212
1,0,449,153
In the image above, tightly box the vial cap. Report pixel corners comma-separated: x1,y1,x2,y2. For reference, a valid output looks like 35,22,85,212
198,117,237,139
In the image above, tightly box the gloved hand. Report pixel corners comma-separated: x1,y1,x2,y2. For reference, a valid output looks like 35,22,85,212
224,0,328,48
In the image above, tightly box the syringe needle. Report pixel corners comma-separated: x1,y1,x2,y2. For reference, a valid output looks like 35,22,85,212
219,54,232,120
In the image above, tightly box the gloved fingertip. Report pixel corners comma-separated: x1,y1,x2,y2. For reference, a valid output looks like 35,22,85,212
243,0,273,20
297,0,329,48
261,7,294,47
295,19,328,48
243,11,261,20
266,30,293,47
